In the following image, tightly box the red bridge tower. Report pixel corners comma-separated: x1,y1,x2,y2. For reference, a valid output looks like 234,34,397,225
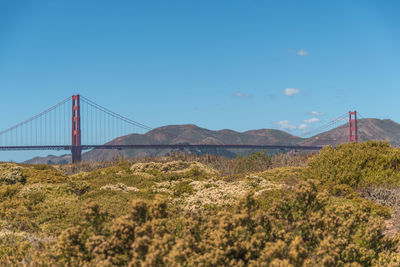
72,95,81,163
349,111,358,143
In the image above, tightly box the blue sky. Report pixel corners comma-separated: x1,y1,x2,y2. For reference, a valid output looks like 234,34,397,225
0,0,400,161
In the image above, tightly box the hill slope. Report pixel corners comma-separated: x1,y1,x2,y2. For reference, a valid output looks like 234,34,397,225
25,119,400,164
83,124,302,161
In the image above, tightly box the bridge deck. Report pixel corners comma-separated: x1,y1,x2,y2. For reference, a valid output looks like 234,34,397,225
0,144,323,151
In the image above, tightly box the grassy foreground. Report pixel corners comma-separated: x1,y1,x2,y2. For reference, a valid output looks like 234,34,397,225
2,142,400,266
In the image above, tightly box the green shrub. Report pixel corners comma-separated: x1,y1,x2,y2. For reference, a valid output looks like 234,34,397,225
32,164,55,171
26,191,46,206
173,180,194,197
22,166,66,184
307,141,400,186
0,184,21,199
331,184,354,197
234,151,272,173
67,181,90,196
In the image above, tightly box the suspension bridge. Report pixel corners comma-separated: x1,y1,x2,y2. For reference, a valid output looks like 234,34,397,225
0,95,364,163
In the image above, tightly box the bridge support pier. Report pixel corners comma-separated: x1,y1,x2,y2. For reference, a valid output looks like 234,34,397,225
71,95,82,163
71,146,81,163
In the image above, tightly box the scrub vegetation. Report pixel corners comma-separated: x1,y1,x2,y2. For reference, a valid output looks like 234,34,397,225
2,141,400,266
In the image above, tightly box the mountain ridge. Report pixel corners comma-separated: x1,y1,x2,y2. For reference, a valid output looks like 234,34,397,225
25,118,400,164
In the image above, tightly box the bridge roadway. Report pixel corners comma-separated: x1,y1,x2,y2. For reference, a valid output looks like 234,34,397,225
0,144,323,151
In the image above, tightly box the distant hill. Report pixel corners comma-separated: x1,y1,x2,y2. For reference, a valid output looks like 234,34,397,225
82,124,302,162
26,154,71,165
25,124,301,164
24,119,400,164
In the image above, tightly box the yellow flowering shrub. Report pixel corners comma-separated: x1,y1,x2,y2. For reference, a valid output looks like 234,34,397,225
28,181,398,266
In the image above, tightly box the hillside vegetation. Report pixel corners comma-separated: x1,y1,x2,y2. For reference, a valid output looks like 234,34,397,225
2,142,400,265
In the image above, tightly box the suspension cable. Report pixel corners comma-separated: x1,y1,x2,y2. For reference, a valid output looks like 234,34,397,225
300,113,348,138
80,95,152,131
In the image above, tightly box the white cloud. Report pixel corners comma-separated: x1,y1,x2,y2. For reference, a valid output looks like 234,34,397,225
274,120,297,131
303,117,320,123
297,49,308,56
234,92,252,98
284,88,300,96
308,111,325,116
298,124,309,130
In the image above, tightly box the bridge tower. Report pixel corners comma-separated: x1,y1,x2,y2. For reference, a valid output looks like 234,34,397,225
349,111,357,143
71,95,82,163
